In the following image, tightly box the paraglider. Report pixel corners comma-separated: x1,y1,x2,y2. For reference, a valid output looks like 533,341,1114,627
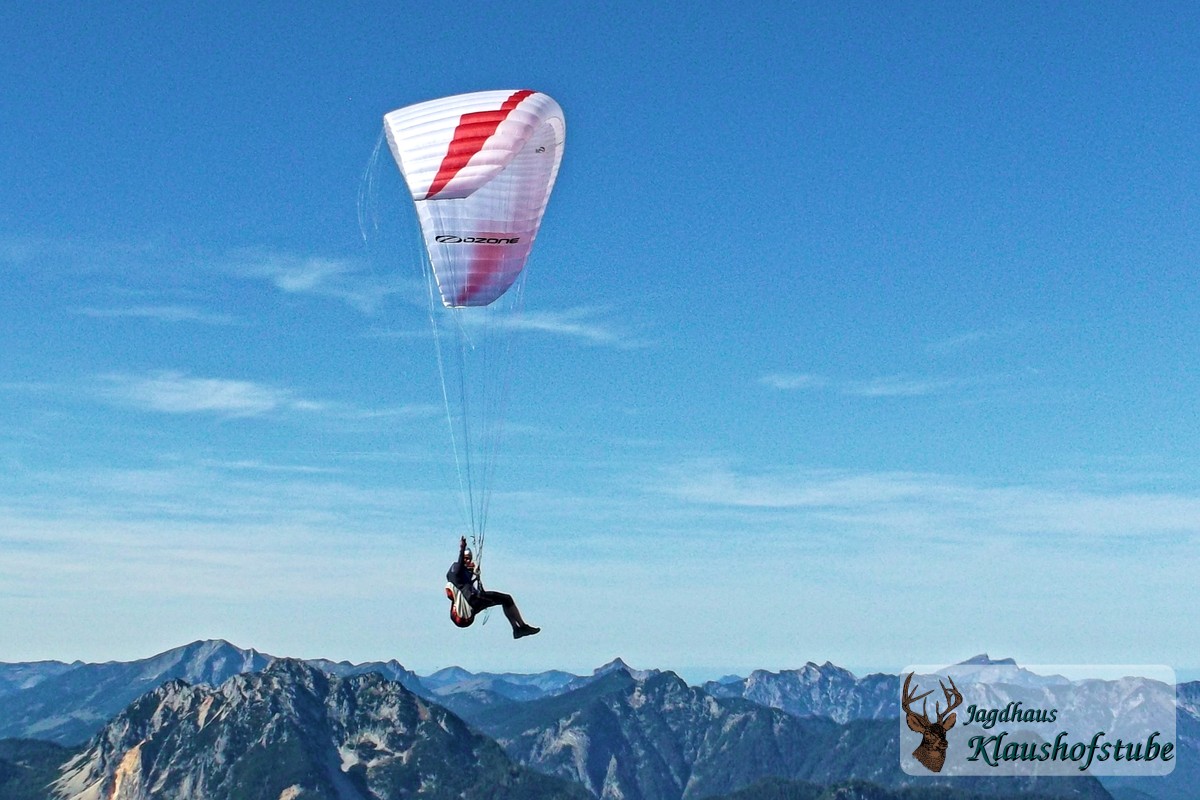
446,536,540,638
382,90,565,632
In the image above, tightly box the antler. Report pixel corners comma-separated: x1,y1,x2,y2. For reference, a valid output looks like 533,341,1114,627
902,672,935,726
935,676,963,725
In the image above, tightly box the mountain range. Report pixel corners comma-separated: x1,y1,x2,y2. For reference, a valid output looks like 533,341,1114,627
50,658,584,800
0,641,1192,800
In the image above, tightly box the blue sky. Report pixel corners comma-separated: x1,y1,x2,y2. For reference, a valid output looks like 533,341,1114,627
2,2,1198,680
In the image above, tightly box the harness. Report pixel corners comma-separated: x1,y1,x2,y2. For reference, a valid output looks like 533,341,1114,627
445,582,475,628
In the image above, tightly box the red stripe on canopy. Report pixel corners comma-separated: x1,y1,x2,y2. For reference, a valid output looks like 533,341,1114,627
425,90,536,200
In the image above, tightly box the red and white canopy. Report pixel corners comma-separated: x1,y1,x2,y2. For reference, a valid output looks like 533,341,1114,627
384,90,565,307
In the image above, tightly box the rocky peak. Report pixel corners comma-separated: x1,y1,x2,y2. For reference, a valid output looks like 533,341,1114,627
958,653,1017,666
594,657,659,682
53,659,583,800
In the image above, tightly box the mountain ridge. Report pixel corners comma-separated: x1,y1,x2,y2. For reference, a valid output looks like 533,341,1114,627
51,658,588,800
0,642,1191,800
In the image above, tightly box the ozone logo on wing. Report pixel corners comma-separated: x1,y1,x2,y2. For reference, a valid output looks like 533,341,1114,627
435,235,522,245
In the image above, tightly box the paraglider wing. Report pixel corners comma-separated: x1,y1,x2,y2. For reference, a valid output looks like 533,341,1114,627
383,90,565,307
379,89,566,561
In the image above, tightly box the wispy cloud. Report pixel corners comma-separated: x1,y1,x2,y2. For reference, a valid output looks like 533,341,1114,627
760,373,830,391
0,238,43,266
0,236,157,270
761,372,951,397
10,238,640,349
98,371,327,418
193,458,342,475
230,252,407,314
257,257,353,293
373,306,648,348
658,462,1200,539
846,375,954,397
925,330,993,355
925,325,1024,356
500,307,645,347
0,238,406,316
4,451,1196,669
94,371,439,424
73,305,240,326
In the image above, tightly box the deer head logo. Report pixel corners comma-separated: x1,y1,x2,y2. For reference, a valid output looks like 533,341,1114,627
903,672,963,773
